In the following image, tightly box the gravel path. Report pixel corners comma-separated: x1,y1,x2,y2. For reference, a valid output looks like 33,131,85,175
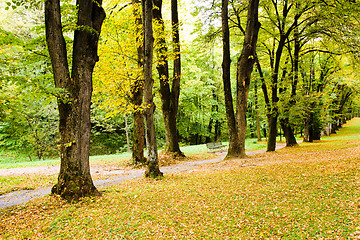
0,143,286,209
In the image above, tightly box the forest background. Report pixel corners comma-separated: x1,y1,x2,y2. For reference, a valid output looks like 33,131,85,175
0,0,359,163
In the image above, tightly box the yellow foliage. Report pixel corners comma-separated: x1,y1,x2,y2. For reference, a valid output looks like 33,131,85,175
93,0,142,117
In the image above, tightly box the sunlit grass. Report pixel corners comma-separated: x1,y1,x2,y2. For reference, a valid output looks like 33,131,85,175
0,175,57,196
0,138,267,169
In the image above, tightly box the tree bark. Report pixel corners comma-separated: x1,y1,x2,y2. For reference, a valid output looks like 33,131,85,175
254,77,261,141
153,0,183,157
221,0,241,158
170,0,182,155
280,118,297,146
221,0,260,158
267,113,278,151
45,0,106,200
142,0,162,178
130,0,145,165
235,0,260,157
124,113,131,153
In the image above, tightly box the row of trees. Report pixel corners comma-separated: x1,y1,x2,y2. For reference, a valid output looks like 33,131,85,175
1,0,359,199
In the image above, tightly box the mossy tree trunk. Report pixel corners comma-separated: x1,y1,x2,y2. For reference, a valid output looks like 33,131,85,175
45,0,105,200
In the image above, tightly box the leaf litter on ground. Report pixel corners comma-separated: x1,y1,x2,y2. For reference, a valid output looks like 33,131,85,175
1,119,360,239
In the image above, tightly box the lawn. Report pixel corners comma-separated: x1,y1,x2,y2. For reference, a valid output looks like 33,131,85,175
0,138,264,169
1,119,360,238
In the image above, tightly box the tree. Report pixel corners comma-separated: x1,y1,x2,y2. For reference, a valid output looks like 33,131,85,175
153,0,183,157
130,0,146,165
45,0,106,199
256,0,317,151
93,0,146,164
177,43,225,145
142,0,162,178
221,0,260,158
221,0,241,158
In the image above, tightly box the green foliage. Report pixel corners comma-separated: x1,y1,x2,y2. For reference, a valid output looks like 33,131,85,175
178,42,226,144
90,107,129,155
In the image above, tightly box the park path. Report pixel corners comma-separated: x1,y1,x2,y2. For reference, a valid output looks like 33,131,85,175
0,143,286,209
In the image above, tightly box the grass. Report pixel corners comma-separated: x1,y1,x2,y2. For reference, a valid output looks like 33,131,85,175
1,120,360,238
0,175,57,196
0,138,265,169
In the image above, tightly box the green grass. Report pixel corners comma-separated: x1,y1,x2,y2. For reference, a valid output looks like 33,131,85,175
0,175,57,196
0,138,266,169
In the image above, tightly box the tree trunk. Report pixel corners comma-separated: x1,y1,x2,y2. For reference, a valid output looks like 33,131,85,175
124,113,131,153
170,0,183,155
45,0,105,200
267,113,278,151
280,118,297,146
303,115,312,142
221,0,241,158
222,0,260,158
142,0,162,178
206,118,213,143
254,77,261,141
278,16,299,148
131,81,145,164
130,0,145,165
214,120,221,141
153,0,183,157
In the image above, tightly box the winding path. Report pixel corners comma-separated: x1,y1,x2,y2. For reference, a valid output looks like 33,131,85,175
0,144,286,209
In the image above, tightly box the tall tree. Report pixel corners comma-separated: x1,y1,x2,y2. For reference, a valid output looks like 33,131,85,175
257,0,310,151
142,0,162,178
221,0,241,158
235,0,260,157
130,0,146,165
45,0,106,199
221,0,260,158
153,0,183,156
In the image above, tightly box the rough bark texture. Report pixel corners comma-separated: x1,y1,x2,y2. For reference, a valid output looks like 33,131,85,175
142,0,162,178
169,0,183,156
280,118,298,146
45,0,105,200
153,0,183,157
221,0,241,158
130,0,145,165
235,0,260,157
222,0,260,158
254,78,261,141
267,113,278,151
279,17,300,147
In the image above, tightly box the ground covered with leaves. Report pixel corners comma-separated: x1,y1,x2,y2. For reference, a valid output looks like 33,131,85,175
1,120,360,239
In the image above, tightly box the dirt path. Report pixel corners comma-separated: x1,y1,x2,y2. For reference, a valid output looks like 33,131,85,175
0,143,286,209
